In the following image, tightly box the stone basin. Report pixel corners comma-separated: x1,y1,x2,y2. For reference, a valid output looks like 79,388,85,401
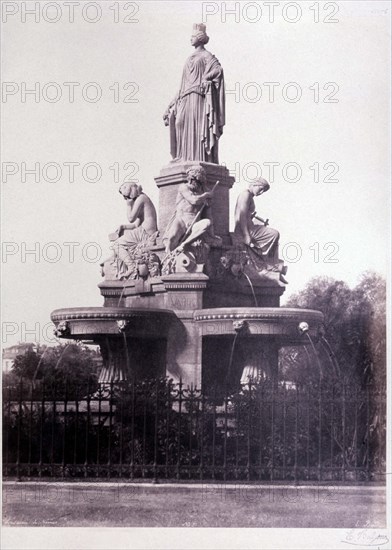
50,306,324,384
51,307,176,340
194,307,323,345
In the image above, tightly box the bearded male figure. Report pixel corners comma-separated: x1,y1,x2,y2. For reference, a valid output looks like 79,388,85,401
163,23,225,164
163,166,221,254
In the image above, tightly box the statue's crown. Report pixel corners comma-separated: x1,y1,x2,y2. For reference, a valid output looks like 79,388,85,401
193,23,207,34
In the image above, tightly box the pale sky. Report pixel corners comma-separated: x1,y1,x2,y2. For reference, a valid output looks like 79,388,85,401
1,0,391,348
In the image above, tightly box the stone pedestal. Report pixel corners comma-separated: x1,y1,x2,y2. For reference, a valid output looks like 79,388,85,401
155,161,235,240
162,272,208,387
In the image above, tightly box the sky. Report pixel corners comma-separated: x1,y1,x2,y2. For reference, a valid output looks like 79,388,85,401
1,0,391,348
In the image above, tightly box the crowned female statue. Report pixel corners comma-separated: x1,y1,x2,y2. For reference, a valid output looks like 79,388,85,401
163,23,225,164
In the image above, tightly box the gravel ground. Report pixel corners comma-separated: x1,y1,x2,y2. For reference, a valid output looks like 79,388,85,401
2,481,387,528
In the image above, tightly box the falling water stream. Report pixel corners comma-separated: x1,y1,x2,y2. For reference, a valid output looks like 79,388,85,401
98,336,112,384
302,344,312,366
303,332,341,378
117,283,127,307
32,346,50,383
226,331,239,383
305,333,323,379
122,332,131,380
241,272,258,307
227,322,333,386
319,335,341,377
53,343,72,371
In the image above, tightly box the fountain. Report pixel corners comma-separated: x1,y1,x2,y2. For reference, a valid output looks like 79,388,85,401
51,23,323,389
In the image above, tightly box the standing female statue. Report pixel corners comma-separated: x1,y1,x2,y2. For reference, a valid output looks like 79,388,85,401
163,23,225,164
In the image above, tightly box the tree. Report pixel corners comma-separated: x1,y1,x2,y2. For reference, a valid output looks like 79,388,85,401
346,271,386,384
12,348,42,380
9,343,100,397
281,271,386,384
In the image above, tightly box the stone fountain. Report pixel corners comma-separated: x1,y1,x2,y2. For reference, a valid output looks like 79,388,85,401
51,23,323,389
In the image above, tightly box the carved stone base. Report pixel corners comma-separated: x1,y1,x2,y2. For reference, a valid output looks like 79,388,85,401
161,240,210,275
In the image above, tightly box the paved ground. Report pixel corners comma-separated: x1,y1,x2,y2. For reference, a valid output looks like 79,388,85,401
2,481,387,528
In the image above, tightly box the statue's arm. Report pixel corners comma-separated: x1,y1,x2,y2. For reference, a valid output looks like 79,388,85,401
126,195,145,224
119,221,141,232
168,92,179,108
204,66,222,82
203,55,223,83
163,92,180,124
179,184,211,206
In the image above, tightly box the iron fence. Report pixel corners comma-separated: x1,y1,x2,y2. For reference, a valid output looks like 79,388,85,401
2,377,386,481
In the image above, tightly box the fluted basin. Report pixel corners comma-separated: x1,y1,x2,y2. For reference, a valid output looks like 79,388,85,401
194,307,323,345
50,306,324,384
51,307,178,382
51,307,176,340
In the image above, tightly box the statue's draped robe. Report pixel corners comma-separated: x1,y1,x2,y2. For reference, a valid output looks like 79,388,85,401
170,49,225,164
233,193,280,264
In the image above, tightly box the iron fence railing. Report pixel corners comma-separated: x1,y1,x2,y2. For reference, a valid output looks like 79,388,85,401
2,377,386,481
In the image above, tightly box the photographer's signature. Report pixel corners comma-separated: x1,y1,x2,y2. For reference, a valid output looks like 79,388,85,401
342,528,389,547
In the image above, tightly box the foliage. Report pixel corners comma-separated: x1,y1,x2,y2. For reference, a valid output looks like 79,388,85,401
6,343,100,398
282,271,386,385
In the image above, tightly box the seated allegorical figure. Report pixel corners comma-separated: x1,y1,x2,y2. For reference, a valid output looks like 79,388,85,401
162,166,221,254
233,178,279,262
109,183,159,279
233,178,287,283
